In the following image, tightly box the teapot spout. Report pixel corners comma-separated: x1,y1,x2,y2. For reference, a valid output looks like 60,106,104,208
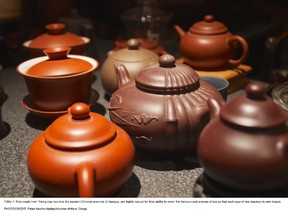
207,98,222,120
174,25,185,38
114,64,132,88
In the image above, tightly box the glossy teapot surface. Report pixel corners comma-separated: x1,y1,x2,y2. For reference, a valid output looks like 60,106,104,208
109,54,225,157
174,15,249,70
198,82,288,194
27,103,135,197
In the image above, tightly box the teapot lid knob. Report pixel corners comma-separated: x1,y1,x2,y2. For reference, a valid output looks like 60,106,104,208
45,23,66,35
246,82,267,100
159,54,176,67
127,38,140,50
43,46,71,60
204,14,214,22
70,103,90,120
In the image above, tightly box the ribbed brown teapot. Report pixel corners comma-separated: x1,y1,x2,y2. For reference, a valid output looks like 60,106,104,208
174,14,249,70
198,82,288,195
27,103,135,197
108,54,225,157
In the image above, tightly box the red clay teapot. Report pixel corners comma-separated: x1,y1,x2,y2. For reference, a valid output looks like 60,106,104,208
198,82,288,195
108,54,225,157
174,14,249,70
27,103,135,197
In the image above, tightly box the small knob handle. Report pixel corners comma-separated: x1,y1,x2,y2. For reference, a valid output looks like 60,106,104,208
204,15,214,22
159,54,176,67
43,46,71,60
46,23,66,35
70,103,90,120
127,38,140,50
246,82,267,100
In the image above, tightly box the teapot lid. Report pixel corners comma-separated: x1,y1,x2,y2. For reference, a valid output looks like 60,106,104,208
26,46,93,77
28,23,87,48
112,38,158,62
135,54,199,94
44,103,117,150
220,82,287,128
189,15,228,35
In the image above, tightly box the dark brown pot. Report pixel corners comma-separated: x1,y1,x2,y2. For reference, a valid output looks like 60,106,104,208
198,82,288,194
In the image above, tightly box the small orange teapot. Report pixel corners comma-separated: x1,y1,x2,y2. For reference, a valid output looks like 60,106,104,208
174,15,249,70
27,103,135,197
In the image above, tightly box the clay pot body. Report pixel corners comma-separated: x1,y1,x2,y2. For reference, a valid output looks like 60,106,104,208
109,54,225,157
27,103,135,197
198,82,288,194
16,47,99,111
174,15,249,70
23,23,90,57
101,38,159,96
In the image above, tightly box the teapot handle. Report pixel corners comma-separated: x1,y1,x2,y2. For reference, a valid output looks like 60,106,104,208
228,35,249,66
76,162,95,197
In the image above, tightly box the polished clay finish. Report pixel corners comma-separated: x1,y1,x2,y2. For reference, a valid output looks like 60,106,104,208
23,23,90,57
27,103,135,197
198,82,288,194
174,15,249,70
109,54,225,157
101,38,159,96
17,47,99,112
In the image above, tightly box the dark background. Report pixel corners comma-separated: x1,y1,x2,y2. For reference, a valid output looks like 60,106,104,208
1,0,288,82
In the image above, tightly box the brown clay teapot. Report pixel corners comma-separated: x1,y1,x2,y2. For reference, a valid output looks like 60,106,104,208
108,54,225,157
27,103,135,197
198,82,288,194
101,38,159,96
174,15,249,70
23,23,90,57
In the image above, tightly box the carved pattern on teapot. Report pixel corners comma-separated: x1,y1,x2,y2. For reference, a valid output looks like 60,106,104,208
131,113,159,125
108,107,159,127
136,136,153,144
